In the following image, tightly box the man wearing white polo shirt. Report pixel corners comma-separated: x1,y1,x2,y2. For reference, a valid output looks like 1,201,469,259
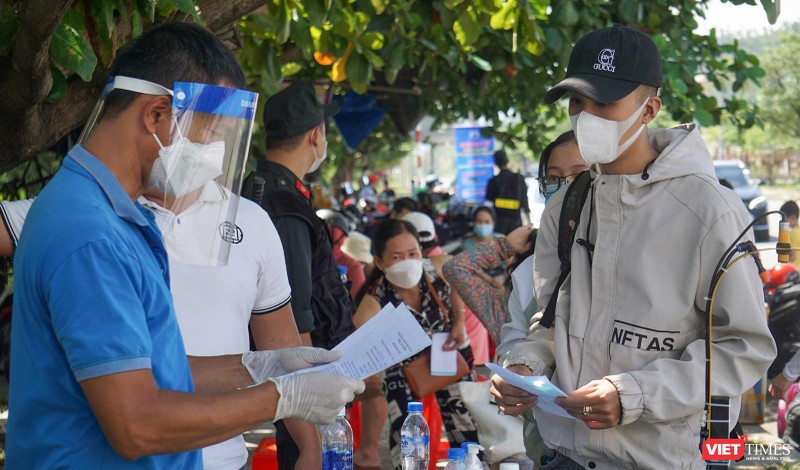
0,185,321,469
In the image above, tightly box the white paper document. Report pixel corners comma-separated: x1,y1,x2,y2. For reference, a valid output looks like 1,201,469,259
485,362,575,419
430,332,457,376
289,303,432,380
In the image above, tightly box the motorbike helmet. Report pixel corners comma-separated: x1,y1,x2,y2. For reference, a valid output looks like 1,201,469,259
769,263,800,287
316,209,353,235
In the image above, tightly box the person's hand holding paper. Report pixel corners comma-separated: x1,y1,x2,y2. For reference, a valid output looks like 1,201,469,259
489,363,539,417
487,362,574,419
285,303,432,380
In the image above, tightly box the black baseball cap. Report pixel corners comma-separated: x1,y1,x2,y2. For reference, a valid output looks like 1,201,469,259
493,149,508,166
263,82,339,139
544,25,663,105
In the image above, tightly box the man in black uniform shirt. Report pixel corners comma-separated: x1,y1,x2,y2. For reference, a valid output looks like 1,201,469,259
485,149,530,234
243,82,356,469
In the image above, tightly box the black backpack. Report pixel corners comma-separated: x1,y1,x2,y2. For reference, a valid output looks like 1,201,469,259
540,170,593,329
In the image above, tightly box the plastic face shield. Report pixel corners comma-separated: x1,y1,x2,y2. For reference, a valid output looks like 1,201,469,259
78,76,259,266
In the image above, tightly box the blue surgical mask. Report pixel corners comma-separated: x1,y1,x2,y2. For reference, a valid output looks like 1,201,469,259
474,224,494,238
543,183,561,203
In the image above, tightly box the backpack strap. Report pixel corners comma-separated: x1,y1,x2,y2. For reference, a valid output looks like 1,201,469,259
540,171,593,329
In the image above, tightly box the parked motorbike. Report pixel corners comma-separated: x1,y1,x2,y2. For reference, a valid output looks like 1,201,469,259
765,263,800,378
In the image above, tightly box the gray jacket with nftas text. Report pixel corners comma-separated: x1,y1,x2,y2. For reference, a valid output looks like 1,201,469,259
505,125,776,469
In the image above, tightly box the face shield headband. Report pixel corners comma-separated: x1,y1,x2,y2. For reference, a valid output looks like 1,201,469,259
79,76,259,267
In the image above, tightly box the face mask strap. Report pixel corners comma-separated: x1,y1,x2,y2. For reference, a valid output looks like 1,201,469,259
616,97,651,155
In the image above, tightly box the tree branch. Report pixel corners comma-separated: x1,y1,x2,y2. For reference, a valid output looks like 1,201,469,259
0,0,266,171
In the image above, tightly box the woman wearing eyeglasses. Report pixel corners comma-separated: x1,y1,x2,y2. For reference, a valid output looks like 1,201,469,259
537,131,590,202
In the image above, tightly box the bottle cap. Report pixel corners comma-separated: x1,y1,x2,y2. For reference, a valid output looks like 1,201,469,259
466,443,484,454
461,441,478,451
498,463,520,470
448,448,465,461
407,401,423,413
337,265,348,275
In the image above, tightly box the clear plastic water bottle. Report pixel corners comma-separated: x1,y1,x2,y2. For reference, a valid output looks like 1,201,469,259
464,443,484,470
400,401,429,470
320,408,353,470
444,447,466,470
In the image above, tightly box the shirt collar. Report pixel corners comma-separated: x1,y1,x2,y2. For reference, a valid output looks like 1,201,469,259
68,144,150,227
138,182,229,213
256,160,311,200
256,159,296,180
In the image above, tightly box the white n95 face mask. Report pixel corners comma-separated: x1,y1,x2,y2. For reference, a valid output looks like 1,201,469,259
569,97,650,165
149,134,225,197
383,258,424,289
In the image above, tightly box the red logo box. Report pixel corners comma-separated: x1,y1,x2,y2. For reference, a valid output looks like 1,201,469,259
702,437,747,461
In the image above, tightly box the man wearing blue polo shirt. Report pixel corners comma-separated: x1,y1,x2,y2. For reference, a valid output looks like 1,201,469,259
6,22,364,469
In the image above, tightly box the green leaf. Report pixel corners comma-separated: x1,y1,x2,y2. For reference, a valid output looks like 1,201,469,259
552,0,579,27
354,11,370,36
166,0,200,22
46,66,67,103
303,0,328,27
383,41,404,85
131,9,143,37
471,55,492,71
345,51,371,93
444,0,466,9
281,62,303,76
275,1,291,44
617,0,639,24
90,0,117,39
695,108,714,127
418,38,438,51
264,45,282,84
332,9,356,40
479,0,501,13
524,38,545,56
134,0,156,22
542,26,563,53
760,0,780,24
670,77,688,94
362,48,385,68
454,9,480,49
50,8,98,82
490,0,516,30
522,16,545,56
290,15,314,59
746,66,766,79
359,31,385,50
370,0,387,15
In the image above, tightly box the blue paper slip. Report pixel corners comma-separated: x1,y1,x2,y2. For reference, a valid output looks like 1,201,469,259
485,362,575,419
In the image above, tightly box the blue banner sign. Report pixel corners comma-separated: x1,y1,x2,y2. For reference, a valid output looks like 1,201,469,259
454,127,494,203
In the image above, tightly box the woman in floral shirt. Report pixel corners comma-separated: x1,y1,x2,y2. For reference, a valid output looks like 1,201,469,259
352,218,477,470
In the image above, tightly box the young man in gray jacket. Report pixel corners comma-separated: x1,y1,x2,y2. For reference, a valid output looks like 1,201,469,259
491,25,776,469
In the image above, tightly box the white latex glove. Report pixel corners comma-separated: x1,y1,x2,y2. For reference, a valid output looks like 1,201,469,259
242,347,341,384
269,372,366,424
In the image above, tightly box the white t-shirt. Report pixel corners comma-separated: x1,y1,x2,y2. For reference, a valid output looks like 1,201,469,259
2,190,291,470
141,188,291,470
